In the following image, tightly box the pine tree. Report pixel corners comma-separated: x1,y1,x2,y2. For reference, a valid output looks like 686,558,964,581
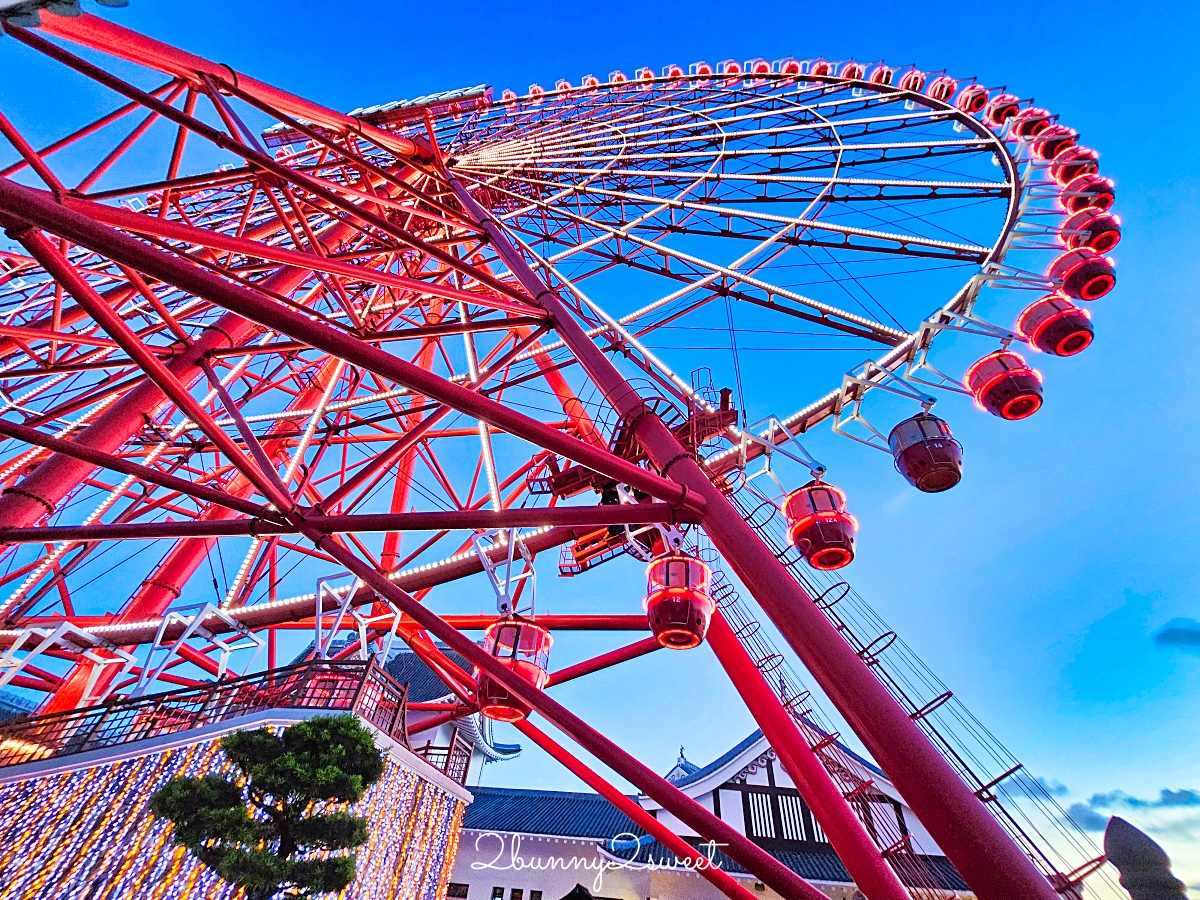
150,714,385,900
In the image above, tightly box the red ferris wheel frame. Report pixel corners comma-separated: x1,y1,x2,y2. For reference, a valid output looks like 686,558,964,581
0,11,1117,900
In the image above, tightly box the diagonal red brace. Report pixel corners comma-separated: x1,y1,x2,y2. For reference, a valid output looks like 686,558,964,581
0,176,703,517
516,719,761,900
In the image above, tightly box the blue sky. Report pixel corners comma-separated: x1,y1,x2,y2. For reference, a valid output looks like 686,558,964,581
3,0,1200,889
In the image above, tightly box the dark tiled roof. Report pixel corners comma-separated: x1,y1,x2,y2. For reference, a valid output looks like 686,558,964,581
607,837,850,883
464,787,967,892
609,838,968,891
0,690,36,722
463,787,644,840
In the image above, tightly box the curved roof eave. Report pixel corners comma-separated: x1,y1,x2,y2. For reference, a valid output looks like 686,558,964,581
643,723,893,807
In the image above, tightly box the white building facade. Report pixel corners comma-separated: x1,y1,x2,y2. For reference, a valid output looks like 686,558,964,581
448,730,971,900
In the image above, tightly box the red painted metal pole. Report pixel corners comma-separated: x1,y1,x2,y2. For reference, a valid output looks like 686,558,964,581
35,12,424,161
1,614,650,645
407,709,472,738
545,637,662,687
515,719,761,900
67,196,534,316
0,503,698,544
0,206,358,529
0,419,275,519
0,208,363,709
10,224,289,508
2,23,515,305
706,614,911,900
0,178,702,514
448,177,1059,900
0,530,600,652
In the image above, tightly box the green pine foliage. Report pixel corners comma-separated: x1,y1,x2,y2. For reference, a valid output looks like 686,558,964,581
150,714,386,900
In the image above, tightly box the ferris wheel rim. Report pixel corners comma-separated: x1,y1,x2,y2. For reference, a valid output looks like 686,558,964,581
438,67,1027,468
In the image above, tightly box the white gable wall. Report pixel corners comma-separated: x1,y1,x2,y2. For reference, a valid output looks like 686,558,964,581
653,791,715,838
643,734,948,858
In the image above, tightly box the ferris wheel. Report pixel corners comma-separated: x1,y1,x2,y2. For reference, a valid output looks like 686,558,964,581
0,9,1121,900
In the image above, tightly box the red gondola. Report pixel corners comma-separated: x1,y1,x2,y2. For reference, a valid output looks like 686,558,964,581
746,57,772,81
1058,173,1115,213
926,75,957,102
840,62,866,80
1011,107,1052,139
476,618,553,722
1059,210,1121,253
1017,295,1094,357
783,481,858,570
984,93,1020,126
888,413,963,493
955,84,989,114
1050,146,1099,186
1047,247,1116,300
644,554,716,650
809,59,833,77
1030,125,1077,161
965,350,1043,420
868,65,893,86
718,59,743,78
898,69,926,93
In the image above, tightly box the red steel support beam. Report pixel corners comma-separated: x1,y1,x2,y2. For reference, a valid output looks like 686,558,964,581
0,208,356,529
707,613,911,900
0,178,703,515
0,419,277,520
516,719,761,900
66,196,536,317
0,503,696,544
10,614,650,636
9,225,287,507
448,176,1059,900
545,637,662,687
0,528,601,651
3,23,521,305
407,709,471,738
0,210,365,709
35,12,424,161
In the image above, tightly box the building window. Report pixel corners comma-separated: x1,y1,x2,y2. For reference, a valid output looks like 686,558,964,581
511,891,524,900
777,793,807,842
745,790,775,839
491,889,504,900
530,893,542,900
448,886,469,899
